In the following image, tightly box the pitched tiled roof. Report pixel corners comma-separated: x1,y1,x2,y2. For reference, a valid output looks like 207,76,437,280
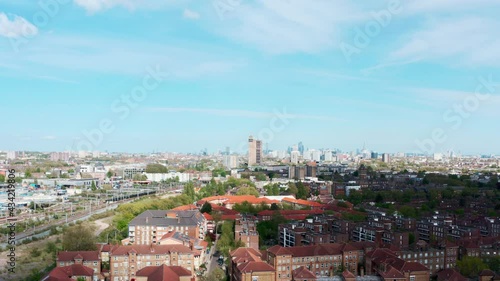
342,270,356,279
57,251,99,262
46,264,94,281
136,265,192,281
267,245,293,256
198,195,279,206
172,204,198,211
231,248,263,262
480,270,496,277
293,266,317,279
238,261,275,273
110,245,194,256
437,269,468,281
379,266,405,280
282,197,324,208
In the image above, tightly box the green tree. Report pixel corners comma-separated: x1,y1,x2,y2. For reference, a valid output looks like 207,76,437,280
288,183,298,195
203,267,227,281
63,223,98,251
296,182,309,199
107,170,114,178
183,182,196,202
133,174,148,181
236,186,259,197
255,173,267,181
145,164,168,173
200,202,212,214
91,180,97,191
457,256,488,278
0,174,4,182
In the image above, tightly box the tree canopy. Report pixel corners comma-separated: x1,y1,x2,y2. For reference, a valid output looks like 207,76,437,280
145,164,168,173
63,223,98,251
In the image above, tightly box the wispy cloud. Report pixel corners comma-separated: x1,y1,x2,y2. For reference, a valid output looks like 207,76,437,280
0,12,38,38
183,9,199,20
403,0,500,15
0,34,245,78
73,0,184,13
41,135,57,140
299,69,379,82
389,17,500,67
361,58,423,75
148,107,340,121
214,0,363,54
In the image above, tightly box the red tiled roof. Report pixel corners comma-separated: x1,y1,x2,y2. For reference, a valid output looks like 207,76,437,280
47,264,94,281
379,266,405,280
267,246,293,256
172,204,198,211
111,245,194,256
293,266,317,279
437,269,468,281
282,198,324,208
57,251,99,262
342,270,356,279
238,261,275,273
480,270,496,277
199,195,279,206
231,248,263,264
136,265,192,281
258,210,324,216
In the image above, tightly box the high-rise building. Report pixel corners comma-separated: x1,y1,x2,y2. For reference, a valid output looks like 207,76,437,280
248,136,262,166
290,151,300,164
223,154,239,170
298,142,305,155
382,153,391,163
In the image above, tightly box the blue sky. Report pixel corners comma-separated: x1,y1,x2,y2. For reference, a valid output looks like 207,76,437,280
1,0,499,155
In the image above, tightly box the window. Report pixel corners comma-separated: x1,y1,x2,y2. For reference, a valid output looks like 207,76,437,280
410,276,416,281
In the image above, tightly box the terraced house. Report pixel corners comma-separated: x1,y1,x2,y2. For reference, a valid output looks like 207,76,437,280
109,245,196,281
266,244,360,281
128,210,207,245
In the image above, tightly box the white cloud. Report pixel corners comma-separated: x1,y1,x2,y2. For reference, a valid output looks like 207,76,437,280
41,135,57,140
215,0,363,54
403,0,500,15
0,12,38,38
389,17,500,67
183,9,199,20
73,0,181,13
74,0,136,12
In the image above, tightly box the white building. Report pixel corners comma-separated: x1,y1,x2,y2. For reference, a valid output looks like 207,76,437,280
223,155,239,170
324,150,333,162
311,150,321,162
291,151,300,164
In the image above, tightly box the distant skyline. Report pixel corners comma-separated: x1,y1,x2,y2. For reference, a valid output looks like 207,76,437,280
1,1,499,155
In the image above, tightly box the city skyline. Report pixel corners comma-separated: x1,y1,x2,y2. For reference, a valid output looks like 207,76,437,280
1,1,500,155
